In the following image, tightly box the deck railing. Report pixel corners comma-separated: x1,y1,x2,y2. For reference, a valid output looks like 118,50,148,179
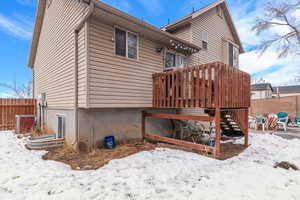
152,62,251,109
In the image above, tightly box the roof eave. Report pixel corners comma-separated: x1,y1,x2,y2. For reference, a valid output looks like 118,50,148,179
162,0,245,54
94,0,201,52
28,0,46,68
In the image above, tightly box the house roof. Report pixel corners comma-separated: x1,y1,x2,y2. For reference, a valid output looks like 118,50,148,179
273,85,300,94
251,83,273,92
28,0,201,68
162,0,244,54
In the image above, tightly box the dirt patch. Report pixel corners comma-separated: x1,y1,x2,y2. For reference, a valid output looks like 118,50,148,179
274,161,299,171
42,140,247,170
42,141,157,170
219,142,248,160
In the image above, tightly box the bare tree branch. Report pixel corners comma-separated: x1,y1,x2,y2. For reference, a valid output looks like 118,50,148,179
252,0,300,58
0,80,32,98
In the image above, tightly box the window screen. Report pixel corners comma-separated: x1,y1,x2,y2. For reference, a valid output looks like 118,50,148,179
115,28,126,57
128,32,137,59
57,116,65,139
228,43,239,68
229,43,233,66
176,55,187,68
165,52,176,69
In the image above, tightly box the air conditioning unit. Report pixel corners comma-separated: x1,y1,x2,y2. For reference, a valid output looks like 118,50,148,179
15,115,36,134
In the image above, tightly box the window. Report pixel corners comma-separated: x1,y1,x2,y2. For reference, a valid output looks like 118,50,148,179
201,32,208,50
128,33,137,59
57,115,65,139
165,52,187,69
115,28,126,57
228,42,239,68
47,0,53,8
165,52,176,69
176,55,187,68
115,28,138,59
217,6,223,18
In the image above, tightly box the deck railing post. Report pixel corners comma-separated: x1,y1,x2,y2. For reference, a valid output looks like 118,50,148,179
245,109,249,146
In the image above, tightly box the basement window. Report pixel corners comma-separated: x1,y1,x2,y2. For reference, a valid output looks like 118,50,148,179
57,115,65,139
115,27,138,59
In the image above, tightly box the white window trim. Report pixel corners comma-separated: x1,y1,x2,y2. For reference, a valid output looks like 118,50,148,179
56,114,65,139
114,26,139,60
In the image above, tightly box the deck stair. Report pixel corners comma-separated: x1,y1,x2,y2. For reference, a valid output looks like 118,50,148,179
221,113,243,137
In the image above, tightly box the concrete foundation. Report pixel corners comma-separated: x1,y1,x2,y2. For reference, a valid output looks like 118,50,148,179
77,108,176,151
45,109,76,145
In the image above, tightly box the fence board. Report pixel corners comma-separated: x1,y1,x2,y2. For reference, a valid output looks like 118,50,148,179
0,98,36,131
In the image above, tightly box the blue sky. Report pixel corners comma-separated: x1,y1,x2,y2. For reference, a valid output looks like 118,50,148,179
0,0,299,96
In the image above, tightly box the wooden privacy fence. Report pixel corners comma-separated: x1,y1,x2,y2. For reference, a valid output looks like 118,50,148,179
0,98,36,131
152,62,251,109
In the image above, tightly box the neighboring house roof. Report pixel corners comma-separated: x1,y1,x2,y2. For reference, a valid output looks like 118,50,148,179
162,0,244,54
273,85,300,94
28,0,201,68
251,83,273,92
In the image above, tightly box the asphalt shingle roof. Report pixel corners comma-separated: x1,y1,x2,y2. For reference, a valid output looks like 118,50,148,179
273,85,300,94
251,83,273,91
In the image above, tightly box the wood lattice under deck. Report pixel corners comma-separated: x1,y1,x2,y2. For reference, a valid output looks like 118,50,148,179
144,62,251,159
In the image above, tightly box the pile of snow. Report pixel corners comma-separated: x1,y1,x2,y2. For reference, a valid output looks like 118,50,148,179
0,131,300,200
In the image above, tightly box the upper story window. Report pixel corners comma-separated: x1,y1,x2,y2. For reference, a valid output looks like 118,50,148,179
228,42,239,68
47,0,53,8
217,6,223,18
115,27,138,59
165,52,187,70
201,32,208,50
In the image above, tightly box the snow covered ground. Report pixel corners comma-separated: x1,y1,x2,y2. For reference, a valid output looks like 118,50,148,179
0,131,300,200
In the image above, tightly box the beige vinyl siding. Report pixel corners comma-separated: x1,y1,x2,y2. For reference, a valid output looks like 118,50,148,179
171,25,192,42
87,17,164,108
180,108,206,116
77,24,88,108
180,7,235,116
189,7,235,66
33,0,88,109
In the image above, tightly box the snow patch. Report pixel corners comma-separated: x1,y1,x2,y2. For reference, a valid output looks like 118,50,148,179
0,131,300,199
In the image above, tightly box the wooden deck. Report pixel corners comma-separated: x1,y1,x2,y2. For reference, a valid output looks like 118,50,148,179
147,62,251,159
152,62,251,109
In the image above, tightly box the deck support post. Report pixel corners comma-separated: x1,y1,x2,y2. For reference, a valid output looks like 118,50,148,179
215,108,221,158
244,109,249,146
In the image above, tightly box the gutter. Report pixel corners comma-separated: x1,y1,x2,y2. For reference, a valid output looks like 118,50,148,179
73,0,95,149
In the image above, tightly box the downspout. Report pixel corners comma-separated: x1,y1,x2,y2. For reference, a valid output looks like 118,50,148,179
74,1,95,149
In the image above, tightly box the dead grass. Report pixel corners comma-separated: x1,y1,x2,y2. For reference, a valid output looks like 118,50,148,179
42,139,247,170
42,141,157,170
31,124,54,137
